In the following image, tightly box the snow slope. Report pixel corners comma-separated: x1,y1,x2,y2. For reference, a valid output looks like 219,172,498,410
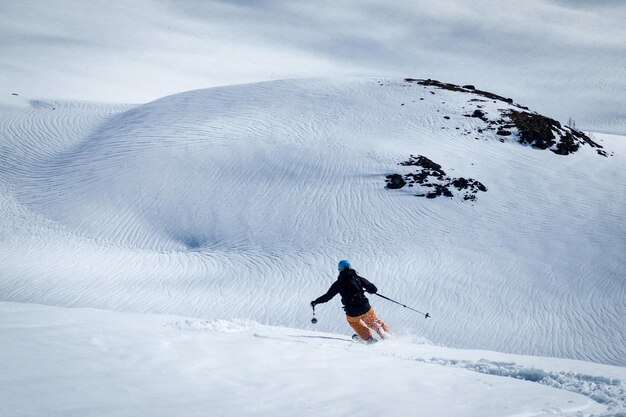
1,78,624,368
1,302,624,417
2,1,626,133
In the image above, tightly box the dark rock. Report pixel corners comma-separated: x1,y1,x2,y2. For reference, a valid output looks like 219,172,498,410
451,177,470,189
496,129,512,136
400,155,443,172
444,116,450,120
472,109,485,118
508,110,556,150
506,110,602,154
386,174,406,189
392,155,487,201
570,128,601,148
552,132,580,155
413,78,527,108
463,85,475,90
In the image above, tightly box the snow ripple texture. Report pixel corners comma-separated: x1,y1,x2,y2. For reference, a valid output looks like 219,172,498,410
0,79,624,366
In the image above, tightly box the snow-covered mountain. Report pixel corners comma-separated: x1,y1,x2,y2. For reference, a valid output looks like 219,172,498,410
2,1,625,414
2,1,626,133
1,77,624,372
1,75,625,416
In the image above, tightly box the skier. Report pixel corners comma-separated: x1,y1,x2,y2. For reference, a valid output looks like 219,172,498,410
310,260,390,343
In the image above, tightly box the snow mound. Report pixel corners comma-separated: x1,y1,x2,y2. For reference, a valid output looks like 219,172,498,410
0,78,624,366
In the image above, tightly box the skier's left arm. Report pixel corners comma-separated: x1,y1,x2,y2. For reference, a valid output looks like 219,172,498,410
359,276,378,294
311,281,340,307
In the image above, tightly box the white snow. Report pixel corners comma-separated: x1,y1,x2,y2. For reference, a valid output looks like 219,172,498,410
1,35,626,415
0,78,624,379
1,302,623,417
2,1,626,133
2,2,625,415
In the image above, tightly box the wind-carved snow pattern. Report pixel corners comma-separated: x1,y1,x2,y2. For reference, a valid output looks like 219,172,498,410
386,155,487,201
417,357,626,411
0,78,624,367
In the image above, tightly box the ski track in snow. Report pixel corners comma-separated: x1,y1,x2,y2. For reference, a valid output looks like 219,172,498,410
4,303,624,417
0,79,625,366
171,317,626,413
418,357,625,410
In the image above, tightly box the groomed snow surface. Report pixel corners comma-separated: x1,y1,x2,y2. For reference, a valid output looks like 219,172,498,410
1,78,625,416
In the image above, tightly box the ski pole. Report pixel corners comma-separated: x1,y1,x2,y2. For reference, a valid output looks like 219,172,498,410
311,305,318,324
374,293,430,318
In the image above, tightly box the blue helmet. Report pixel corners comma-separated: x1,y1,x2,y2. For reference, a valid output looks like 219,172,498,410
338,260,351,271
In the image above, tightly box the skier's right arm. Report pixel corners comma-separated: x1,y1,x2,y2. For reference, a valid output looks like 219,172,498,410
311,282,340,306
359,276,378,294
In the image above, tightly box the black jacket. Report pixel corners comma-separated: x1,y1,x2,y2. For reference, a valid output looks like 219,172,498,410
313,268,378,317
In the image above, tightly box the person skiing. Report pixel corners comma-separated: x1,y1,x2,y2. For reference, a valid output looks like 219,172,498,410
310,260,390,343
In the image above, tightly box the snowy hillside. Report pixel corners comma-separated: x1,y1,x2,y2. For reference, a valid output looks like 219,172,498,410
2,302,625,417
3,1,626,134
1,78,624,373
2,1,625,414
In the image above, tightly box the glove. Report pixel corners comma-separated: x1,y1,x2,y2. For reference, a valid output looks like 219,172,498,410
310,301,317,308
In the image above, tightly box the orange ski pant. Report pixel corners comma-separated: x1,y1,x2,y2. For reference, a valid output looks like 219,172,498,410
346,308,389,340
